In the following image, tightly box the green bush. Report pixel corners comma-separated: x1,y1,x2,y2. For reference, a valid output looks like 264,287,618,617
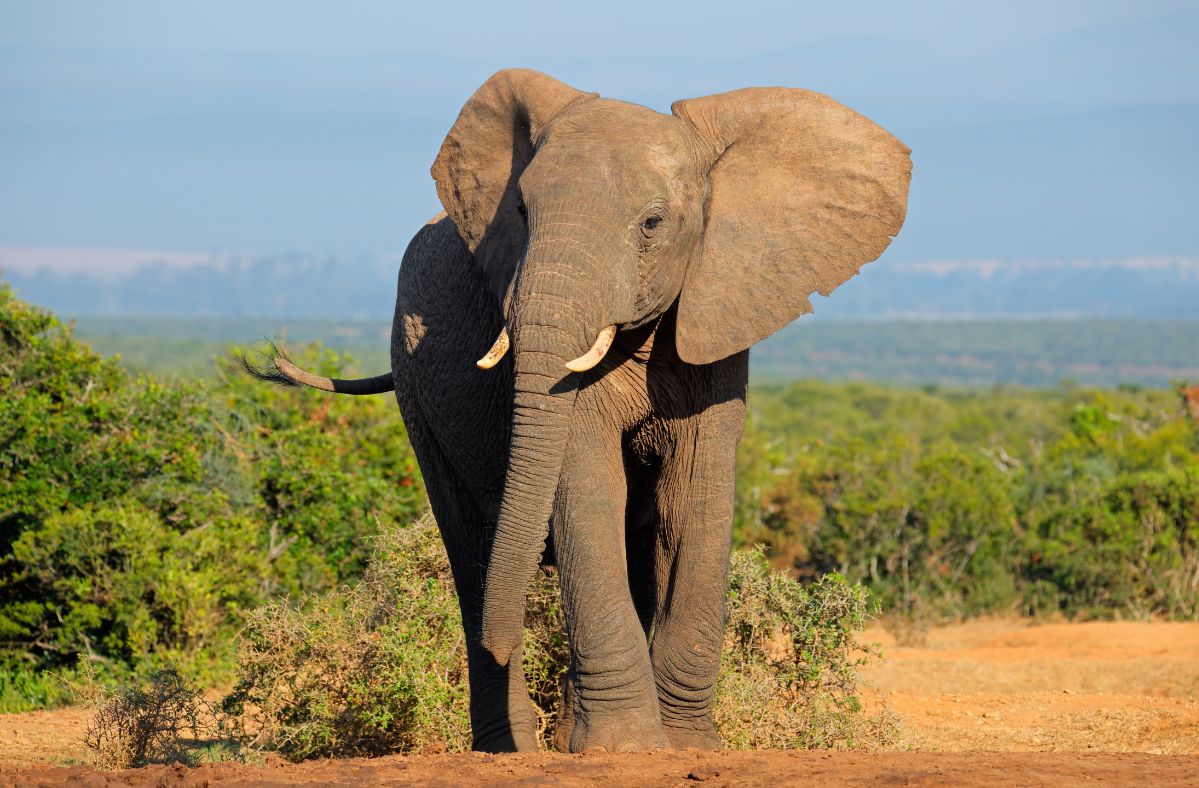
12,502,266,674
737,379,1199,622
0,284,424,706
0,663,76,713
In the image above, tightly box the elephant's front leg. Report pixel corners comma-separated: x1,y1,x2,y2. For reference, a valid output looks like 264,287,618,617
650,398,744,749
552,420,668,753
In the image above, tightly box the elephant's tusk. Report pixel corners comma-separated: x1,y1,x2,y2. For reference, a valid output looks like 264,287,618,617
476,327,510,369
564,325,617,373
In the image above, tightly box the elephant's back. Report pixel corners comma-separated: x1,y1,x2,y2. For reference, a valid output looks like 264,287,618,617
392,213,510,508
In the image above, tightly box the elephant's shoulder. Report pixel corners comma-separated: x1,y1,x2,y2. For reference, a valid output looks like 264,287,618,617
395,213,499,360
402,212,472,272
398,213,487,300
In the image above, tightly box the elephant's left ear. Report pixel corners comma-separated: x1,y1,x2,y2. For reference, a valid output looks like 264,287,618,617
671,88,911,365
431,70,597,308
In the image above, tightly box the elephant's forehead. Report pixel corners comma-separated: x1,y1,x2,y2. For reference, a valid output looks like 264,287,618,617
537,99,693,180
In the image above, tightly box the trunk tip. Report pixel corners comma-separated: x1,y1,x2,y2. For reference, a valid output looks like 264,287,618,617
480,628,520,667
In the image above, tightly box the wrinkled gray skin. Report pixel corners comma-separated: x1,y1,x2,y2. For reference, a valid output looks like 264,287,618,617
250,69,910,753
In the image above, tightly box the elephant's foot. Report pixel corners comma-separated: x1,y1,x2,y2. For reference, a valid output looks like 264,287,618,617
662,720,722,751
569,709,669,753
472,727,538,753
551,716,574,753
471,708,539,753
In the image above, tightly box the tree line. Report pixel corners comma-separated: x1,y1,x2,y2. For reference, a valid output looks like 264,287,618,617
2,284,1196,713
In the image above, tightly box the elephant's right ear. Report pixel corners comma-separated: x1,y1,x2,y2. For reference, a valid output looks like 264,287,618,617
432,70,597,301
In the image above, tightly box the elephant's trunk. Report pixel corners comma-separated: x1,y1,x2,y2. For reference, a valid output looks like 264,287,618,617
480,228,630,665
480,351,575,664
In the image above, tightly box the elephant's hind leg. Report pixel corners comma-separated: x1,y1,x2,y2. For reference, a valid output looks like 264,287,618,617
401,412,538,752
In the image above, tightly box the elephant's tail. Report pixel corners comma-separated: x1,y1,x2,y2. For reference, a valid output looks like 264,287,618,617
238,341,394,396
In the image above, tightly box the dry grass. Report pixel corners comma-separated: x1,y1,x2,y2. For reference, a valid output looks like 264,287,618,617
77,668,216,769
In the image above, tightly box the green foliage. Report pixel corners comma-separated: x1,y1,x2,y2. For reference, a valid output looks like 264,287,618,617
716,549,900,750
738,379,1199,621
0,284,423,705
0,662,76,713
12,503,265,673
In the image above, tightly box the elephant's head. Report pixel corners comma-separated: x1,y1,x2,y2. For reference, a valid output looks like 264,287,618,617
431,69,910,664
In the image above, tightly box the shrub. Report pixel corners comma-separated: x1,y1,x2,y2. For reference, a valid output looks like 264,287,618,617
220,514,472,759
0,662,76,713
82,668,214,770
715,548,900,750
737,378,1199,623
12,502,266,677
220,516,571,758
1026,467,1199,617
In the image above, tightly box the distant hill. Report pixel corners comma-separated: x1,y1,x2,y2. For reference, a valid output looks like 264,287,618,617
4,251,1196,321
810,256,1199,319
2,252,401,321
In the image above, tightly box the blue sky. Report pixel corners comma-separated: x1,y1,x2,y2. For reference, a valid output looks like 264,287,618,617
1,0,1196,260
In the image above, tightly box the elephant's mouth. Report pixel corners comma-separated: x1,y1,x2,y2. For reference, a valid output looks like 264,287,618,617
476,324,618,372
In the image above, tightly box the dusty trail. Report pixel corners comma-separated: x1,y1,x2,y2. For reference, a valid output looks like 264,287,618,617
3,619,1197,784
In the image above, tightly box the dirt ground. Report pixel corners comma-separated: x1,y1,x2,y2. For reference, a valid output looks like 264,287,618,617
5,751,1199,787
858,618,1199,755
3,619,1197,785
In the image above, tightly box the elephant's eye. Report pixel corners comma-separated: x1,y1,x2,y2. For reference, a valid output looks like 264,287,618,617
640,215,663,236
517,200,528,220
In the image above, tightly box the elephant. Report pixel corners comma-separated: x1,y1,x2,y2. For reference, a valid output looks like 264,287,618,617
245,68,910,753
